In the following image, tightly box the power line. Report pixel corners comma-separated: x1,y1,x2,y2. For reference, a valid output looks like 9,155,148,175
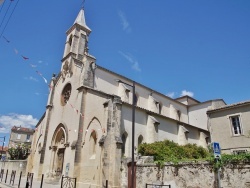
0,0,20,38
0,0,13,31
0,0,6,15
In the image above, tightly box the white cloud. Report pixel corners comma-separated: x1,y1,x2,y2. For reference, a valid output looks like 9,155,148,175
166,92,175,98
29,76,38,82
38,60,48,66
118,10,131,33
0,114,38,133
180,90,194,97
25,76,38,82
119,51,141,72
131,61,141,72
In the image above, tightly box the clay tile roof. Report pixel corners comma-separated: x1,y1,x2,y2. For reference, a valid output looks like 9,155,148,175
0,147,8,152
11,126,35,133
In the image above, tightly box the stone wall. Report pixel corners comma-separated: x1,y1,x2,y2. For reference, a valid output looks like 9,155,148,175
121,157,250,188
0,160,27,177
136,162,250,188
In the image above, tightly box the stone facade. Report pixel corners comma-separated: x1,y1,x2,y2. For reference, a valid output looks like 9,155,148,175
26,8,229,188
8,126,35,148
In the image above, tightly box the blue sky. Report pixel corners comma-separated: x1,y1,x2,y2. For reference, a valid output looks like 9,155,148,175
0,0,250,144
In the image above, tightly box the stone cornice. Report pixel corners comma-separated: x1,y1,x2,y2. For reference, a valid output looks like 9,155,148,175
66,23,91,35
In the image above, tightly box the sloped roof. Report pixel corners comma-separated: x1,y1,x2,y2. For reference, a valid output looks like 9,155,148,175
11,126,35,133
0,146,8,152
207,100,250,113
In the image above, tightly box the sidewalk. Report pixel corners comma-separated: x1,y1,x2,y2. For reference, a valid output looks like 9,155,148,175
0,177,60,188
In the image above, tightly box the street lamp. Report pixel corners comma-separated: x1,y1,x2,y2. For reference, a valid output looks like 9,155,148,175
0,136,5,160
116,79,135,188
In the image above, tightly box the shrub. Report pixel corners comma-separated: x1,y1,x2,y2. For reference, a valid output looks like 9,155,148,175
138,140,209,165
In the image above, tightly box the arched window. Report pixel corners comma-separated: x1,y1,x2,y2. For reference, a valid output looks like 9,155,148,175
122,132,128,157
89,131,97,158
137,135,143,153
65,35,73,55
69,35,73,47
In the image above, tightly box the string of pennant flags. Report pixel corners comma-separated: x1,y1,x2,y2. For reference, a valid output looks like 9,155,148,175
1,35,107,134
2,35,48,83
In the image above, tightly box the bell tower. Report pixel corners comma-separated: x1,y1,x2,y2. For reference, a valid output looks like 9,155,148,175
61,8,96,87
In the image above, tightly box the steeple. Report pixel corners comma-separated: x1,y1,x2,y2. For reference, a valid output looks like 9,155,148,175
61,7,96,88
62,8,92,59
74,8,91,32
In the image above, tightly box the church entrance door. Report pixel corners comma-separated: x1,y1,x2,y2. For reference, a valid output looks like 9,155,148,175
55,148,65,177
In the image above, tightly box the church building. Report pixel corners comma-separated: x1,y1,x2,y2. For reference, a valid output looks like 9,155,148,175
27,8,226,187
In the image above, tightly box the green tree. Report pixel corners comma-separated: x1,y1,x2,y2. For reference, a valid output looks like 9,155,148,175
8,144,30,160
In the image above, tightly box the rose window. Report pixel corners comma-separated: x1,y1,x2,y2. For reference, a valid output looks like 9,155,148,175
61,84,72,106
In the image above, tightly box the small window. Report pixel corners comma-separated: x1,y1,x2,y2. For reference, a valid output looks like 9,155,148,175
134,93,138,106
230,116,243,136
205,137,210,145
17,134,21,139
159,103,162,114
26,135,30,140
69,35,73,46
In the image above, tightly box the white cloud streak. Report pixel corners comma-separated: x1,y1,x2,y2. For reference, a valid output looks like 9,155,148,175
29,76,38,82
180,90,194,97
166,92,175,98
25,76,38,82
118,10,131,33
0,114,38,133
119,51,141,72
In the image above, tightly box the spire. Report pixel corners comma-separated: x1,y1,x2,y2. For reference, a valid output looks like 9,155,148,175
74,8,91,32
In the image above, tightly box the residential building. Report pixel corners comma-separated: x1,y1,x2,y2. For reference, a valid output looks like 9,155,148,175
27,8,225,187
8,126,35,148
207,100,250,154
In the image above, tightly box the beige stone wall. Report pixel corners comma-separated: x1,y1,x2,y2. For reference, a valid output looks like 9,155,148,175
209,104,250,153
134,162,250,188
0,160,27,177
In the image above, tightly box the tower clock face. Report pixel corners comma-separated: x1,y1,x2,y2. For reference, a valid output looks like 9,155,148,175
61,83,72,106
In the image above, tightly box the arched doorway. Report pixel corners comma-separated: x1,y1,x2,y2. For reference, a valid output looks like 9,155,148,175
50,125,67,178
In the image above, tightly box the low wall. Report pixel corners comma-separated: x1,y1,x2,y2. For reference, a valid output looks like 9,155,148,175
0,160,27,177
121,157,250,188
